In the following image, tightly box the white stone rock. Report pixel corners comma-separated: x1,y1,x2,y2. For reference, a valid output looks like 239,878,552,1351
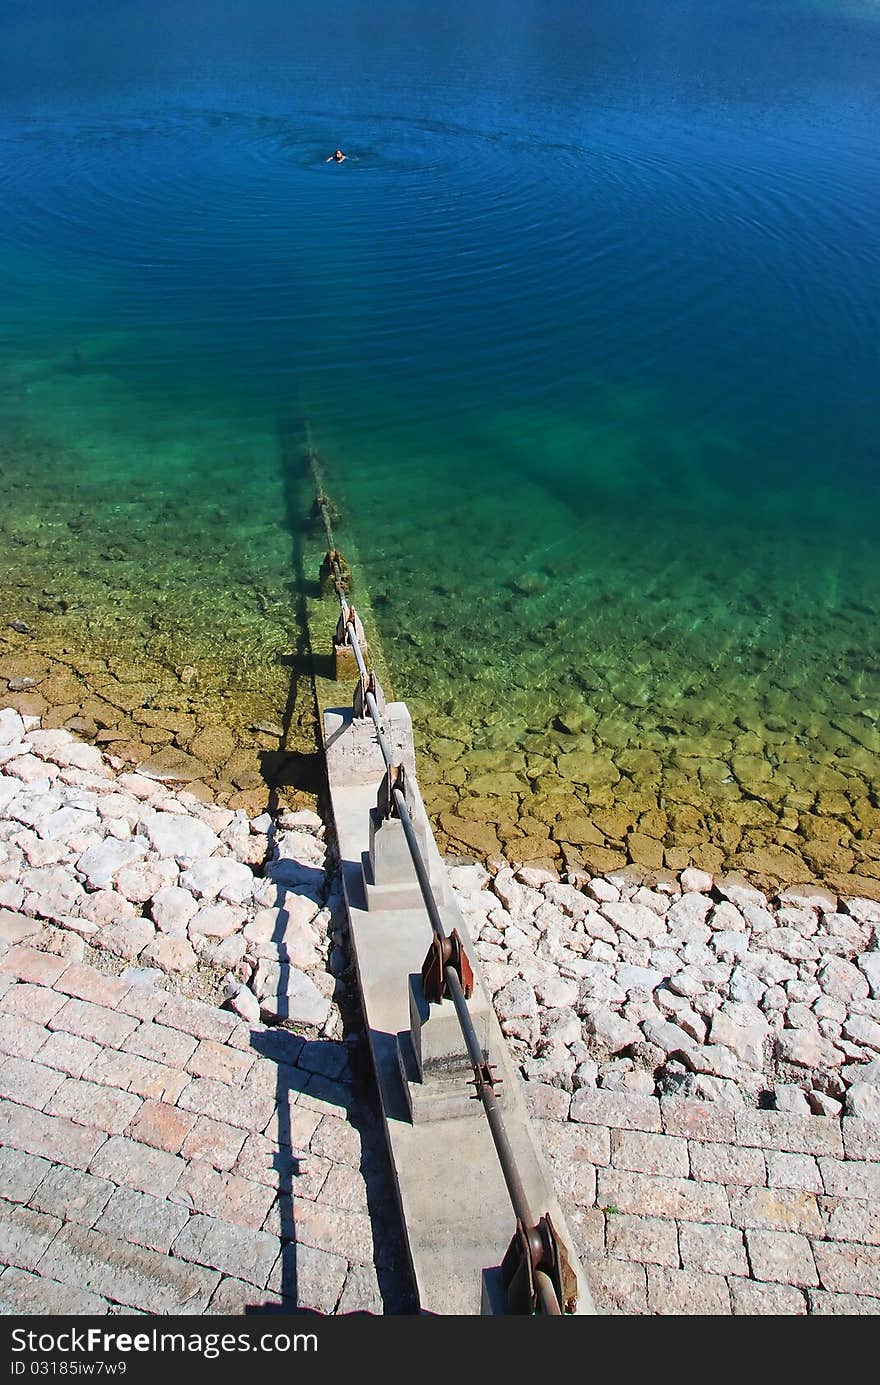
840,1057,880,1088
188,902,246,939
76,838,148,890
842,1014,880,1052
140,935,197,974
97,917,155,961
534,974,580,1009
729,966,766,1006
712,930,749,961
115,859,178,904
0,708,25,745
741,902,776,935
179,856,254,905
150,885,198,935
679,1044,738,1079
641,1017,697,1054
616,963,665,994
600,900,666,943
845,1083,880,1121
140,811,221,866
680,867,713,893
585,877,620,904
252,960,330,1028
495,977,539,1024
709,1012,767,1069
580,1004,640,1053
775,1029,829,1068
818,955,870,1003
774,1084,812,1115
225,979,261,1024
858,951,880,999
665,893,713,943
845,897,880,926
716,876,767,910
78,890,138,926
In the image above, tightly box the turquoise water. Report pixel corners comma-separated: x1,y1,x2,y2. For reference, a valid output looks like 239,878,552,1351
1,0,879,873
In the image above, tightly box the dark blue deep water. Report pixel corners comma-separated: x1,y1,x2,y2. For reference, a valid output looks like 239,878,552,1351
1,0,878,867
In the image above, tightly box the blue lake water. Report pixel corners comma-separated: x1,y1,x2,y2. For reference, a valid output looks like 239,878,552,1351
1,0,878,877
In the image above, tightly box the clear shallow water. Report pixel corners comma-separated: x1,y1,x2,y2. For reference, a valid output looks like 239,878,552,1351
1,0,878,877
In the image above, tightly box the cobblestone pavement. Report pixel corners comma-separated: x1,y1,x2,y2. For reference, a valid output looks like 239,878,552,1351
527,1083,880,1314
0,935,415,1315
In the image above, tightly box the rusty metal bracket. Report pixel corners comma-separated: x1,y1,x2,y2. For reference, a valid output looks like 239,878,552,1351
353,670,386,720
375,761,406,820
421,928,474,1004
319,547,351,595
467,1060,499,1099
500,1213,578,1315
333,602,365,650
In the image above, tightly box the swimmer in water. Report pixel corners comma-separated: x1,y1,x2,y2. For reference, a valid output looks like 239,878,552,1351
325,149,346,162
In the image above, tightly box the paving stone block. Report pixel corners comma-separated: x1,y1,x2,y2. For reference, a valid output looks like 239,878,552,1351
0,946,68,985
1,982,67,1025
597,1169,730,1224
314,1163,370,1217
293,1071,355,1120
0,1012,48,1060
812,1240,880,1296
177,1076,276,1132
186,1039,255,1085
266,1241,348,1313
172,1160,276,1230
206,1275,292,1314
86,1048,189,1103
604,1213,679,1266
179,1115,247,1171
158,995,238,1044
45,1078,142,1134
48,997,138,1048
0,1265,109,1315
522,1080,571,1122
765,1152,823,1193
587,1258,647,1315
40,1222,219,1313
234,1132,328,1200
94,1185,190,1253
0,1098,107,1170
336,1263,385,1315
288,1196,376,1266
610,1130,689,1178
89,1136,185,1198
727,1186,823,1236
0,1146,52,1204
646,1265,731,1315
688,1141,766,1187
54,964,132,1008
678,1222,748,1277
818,1157,880,1201
128,1100,197,1154
735,1109,843,1157
0,1197,61,1270
564,1205,607,1263
660,1097,736,1143
841,1117,880,1162
0,1055,65,1111
570,1090,662,1132
36,1029,103,1079
746,1228,819,1287
820,1197,880,1247
729,1278,807,1314
123,1021,199,1068
807,1289,880,1315
308,1113,363,1168
0,912,42,949
29,1164,115,1227
172,1212,278,1288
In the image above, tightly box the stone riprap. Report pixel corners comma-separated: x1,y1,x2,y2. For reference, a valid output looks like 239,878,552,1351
449,859,880,1314
0,705,413,1314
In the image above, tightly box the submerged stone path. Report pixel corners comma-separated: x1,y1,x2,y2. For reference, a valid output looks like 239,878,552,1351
0,702,878,1314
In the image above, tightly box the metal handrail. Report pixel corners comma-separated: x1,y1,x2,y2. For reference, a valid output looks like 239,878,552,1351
308,445,571,1314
